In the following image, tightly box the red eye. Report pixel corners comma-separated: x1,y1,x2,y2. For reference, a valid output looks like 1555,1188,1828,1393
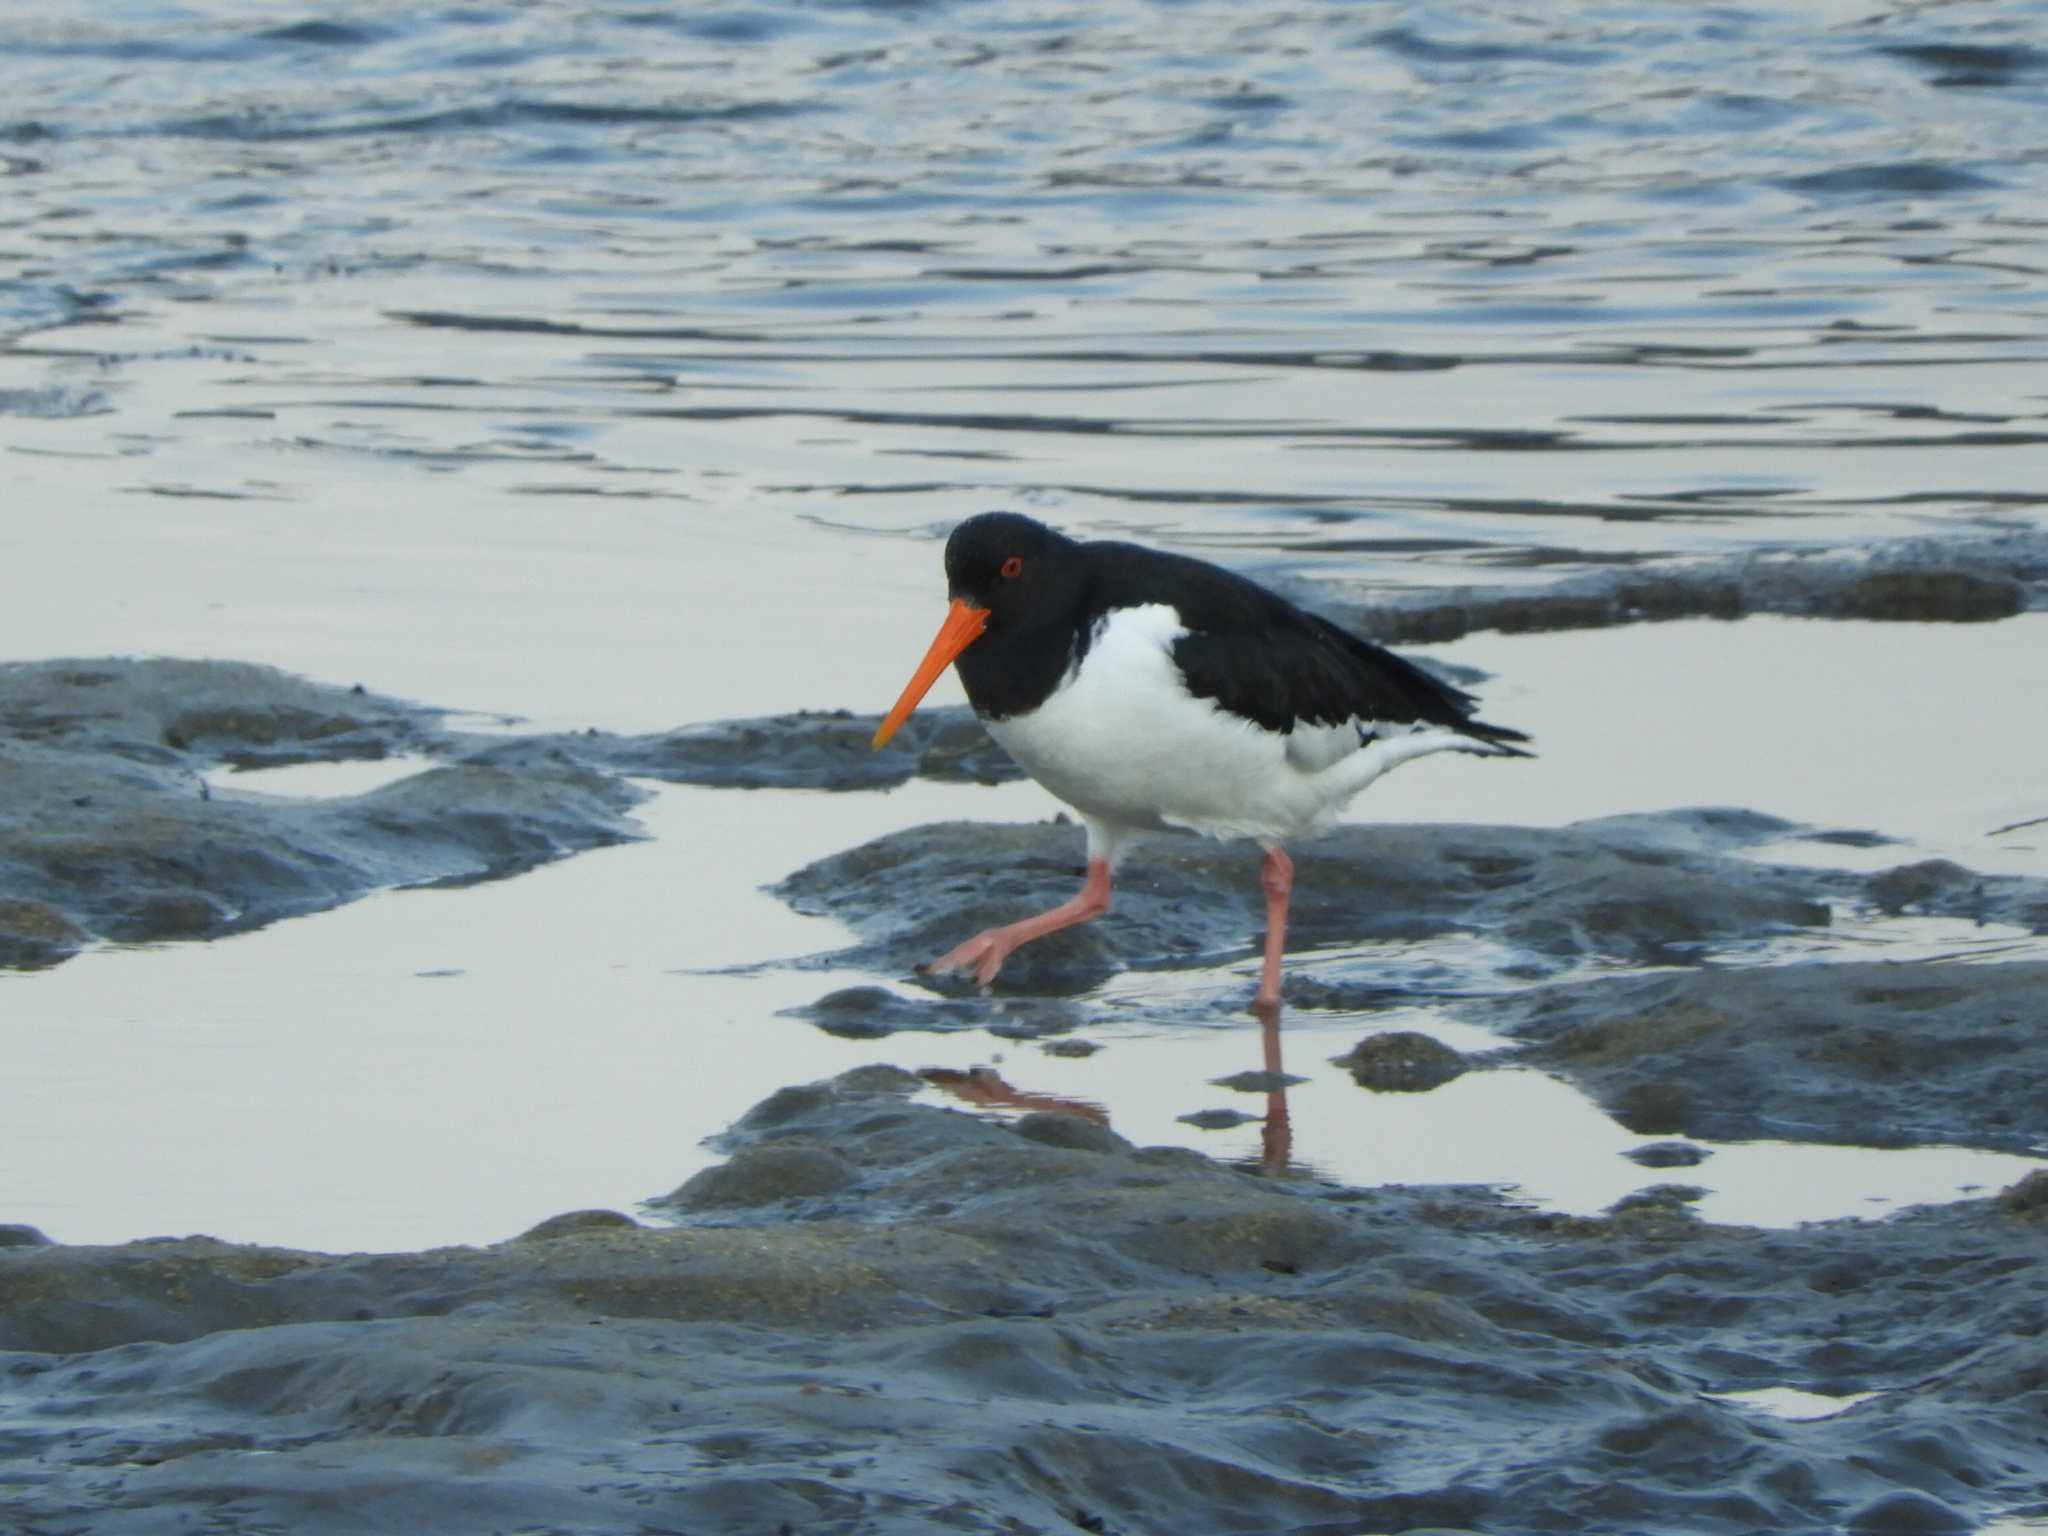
1000,556,1024,578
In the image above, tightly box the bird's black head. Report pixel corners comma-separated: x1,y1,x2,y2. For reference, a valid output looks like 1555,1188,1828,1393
943,511,1081,629
872,511,1089,747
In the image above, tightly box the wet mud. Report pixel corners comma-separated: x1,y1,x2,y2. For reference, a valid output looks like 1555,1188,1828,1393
774,808,2048,1163
1316,527,2048,646
0,660,642,967
4,1069,2046,1534
6,656,2047,1531
772,807,2026,990
1480,961,2048,1155
0,659,1008,968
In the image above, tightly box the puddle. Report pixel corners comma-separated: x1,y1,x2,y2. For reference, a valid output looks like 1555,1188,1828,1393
204,754,437,799
1706,1387,1884,1421
4,772,2040,1254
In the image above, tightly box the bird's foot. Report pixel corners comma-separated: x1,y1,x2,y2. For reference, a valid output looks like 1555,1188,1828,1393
923,928,1013,988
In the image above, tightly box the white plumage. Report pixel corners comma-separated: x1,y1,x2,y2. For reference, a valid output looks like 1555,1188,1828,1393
985,604,1477,861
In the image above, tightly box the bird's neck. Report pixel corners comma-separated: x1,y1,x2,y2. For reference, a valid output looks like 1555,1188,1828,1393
956,611,1084,722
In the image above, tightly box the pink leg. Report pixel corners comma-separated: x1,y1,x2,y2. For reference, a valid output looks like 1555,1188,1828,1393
926,857,1113,987
1255,846,1293,1013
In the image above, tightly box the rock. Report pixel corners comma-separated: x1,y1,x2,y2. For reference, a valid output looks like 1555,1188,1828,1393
1485,960,2048,1153
660,1141,859,1209
1998,1168,2048,1218
772,810,1849,996
1338,1030,1469,1092
1177,1108,1258,1130
1011,1113,1129,1154
1844,1491,1972,1533
1626,1142,1713,1169
514,1209,641,1242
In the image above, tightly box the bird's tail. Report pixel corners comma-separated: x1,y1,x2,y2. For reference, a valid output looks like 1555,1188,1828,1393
1456,717,1535,758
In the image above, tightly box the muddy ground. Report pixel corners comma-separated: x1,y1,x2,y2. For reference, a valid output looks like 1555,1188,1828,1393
4,540,2047,1534
3,1069,2045,1534
0,657,1005,968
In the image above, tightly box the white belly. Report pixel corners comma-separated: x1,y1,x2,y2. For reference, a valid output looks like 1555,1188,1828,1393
982,604,1406,846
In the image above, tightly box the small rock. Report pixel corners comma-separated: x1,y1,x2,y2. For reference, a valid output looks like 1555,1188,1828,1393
1210,1070,1309,1094
1626,1141,1713,1169
514,1210,641,1243
1614,1080,1691,1135
1177,1108,1258,1131
1844,1490,1972,1534
663,1141,858,1209
1338,1031,1468,1092
1867,859,1978,917
1998,1168,2048,1218
0,1224,54,1248
1609,1185,1706,1213
1012,1113,1129,1154
1833,568,2022,624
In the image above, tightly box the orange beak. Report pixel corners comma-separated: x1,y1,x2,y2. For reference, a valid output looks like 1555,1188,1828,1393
872,597,989,748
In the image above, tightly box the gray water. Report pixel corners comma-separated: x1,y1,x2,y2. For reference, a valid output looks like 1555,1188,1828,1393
4,0,2048,1249
9,0,2048,579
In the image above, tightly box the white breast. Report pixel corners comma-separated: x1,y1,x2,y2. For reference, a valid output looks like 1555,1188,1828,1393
982,604,1463,847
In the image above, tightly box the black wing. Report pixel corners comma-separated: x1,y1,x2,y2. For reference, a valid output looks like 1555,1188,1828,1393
1086,542,1531,752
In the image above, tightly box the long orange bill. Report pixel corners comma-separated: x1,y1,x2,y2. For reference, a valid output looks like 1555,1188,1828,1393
872,597,989,748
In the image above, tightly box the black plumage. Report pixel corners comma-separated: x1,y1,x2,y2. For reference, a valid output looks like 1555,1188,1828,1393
944,511,1529,752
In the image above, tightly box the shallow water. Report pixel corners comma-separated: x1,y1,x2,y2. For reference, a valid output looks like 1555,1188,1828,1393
7,0,2048,730
4,1,2047,1247
7,637,2043,1253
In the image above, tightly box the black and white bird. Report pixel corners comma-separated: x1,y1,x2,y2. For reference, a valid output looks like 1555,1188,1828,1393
873,511,1531,1011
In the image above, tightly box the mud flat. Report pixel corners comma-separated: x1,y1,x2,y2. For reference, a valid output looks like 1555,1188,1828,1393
4,1068,2046,1534
1317,525,2048,645
0,658,1004,968
6,656,2048,1532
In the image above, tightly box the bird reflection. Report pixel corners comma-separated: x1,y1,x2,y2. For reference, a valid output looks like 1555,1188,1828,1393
920,1066,1109,1125
920,996,1298,1174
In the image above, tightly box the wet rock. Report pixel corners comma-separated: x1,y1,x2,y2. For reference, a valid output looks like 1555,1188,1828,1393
1831,568,2022,623
773,810,1841,994
661,1141,859,1209
1012,1112,1129,1154
592,705,1020,790
1626,1142,1713,1169
1178,1108,1259,1130
0,898,88,968
1608,1184,1706,1213
0,659,645,965
0,1224,53,1248
784,983,1079,1040
4,1068,2046,1534
1339,1030,1470,1091
1484,960,2048,1153
0,658,438,766
1866,859,1982,917
514,1209,642,1242
1998,1168,2048,1218
0,661,1036,971
1325,527,2048,644
1210,1069,1308,1093
1845,1490,1973,1533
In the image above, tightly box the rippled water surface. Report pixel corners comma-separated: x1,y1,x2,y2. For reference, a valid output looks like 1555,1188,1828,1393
4,0,2047,1246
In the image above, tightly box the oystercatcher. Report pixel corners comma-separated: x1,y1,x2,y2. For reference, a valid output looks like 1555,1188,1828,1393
873,511,1531,1010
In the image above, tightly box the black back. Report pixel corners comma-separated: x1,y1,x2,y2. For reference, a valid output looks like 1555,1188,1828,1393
942,511,1530,752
